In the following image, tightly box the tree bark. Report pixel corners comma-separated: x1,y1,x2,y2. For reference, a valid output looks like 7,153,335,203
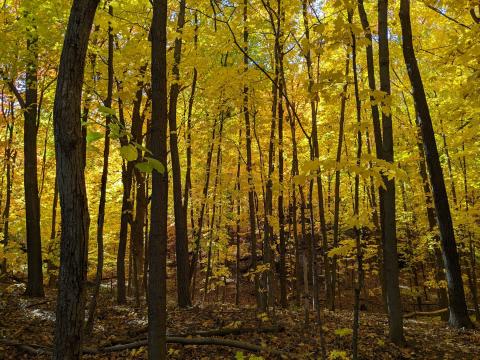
399,0,473,329
86,5,114,334
243,0,260,309
378,0,404,344
23,20,44,298
149,0,169,357
168,0,191,308
52,0,98,358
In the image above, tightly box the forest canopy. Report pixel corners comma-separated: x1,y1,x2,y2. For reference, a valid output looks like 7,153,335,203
0,0,479,359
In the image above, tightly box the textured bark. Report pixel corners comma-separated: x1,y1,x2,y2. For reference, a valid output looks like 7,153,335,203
235,128,242,306
189,117,218,295
86,5,114,334
168,0,191,308
116,68,145,304
301,0,331,308
52,0,98,358
243,0,260,308
357,0,386,311
399,0,473,329
379,0,404,344
349,12,364,358
332,56,349,312
149,0,169,357
1,104,15,274
23,23,44,298
204,115,224,301
402,92,448,319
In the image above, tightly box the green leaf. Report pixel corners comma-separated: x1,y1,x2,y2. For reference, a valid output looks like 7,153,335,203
145,157,165,174
120,144,138,162
98,105,116,117
109,122,121,139
86,131,103,143
135,162,153,173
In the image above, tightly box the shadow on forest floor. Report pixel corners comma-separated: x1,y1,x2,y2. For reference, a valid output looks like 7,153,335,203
0,279,479,359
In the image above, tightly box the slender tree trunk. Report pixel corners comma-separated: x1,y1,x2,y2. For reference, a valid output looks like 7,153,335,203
460,151,480,319
379,0,404,344
332,55,350,311
117,68,146,304
24,20,44,298
357,0,387,311
53,0,98,358
243,0,260,309
183,12,199,248
204,114,224,301
168,0,191,308
350,12,364,358
399,0,473,329
301,0,331,307
189,117,218,293
1,108,14,274
402,92,448,319
277,33,287,308
47,177,59,286
235,128,242,306
86,5,114,334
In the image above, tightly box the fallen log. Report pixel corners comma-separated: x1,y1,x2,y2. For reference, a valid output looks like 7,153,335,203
1,336,294,358
0,339,50,355
128,324,283,338
94,336,291,357
404,308,477,319
404,308,448,319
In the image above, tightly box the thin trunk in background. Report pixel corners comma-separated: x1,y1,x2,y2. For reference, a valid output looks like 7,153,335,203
86,5,114,333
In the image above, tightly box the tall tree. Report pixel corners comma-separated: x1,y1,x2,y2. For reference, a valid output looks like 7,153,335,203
399,0,473,329
149,0,169,358
168,0,191,308
5,14,45,297
378,0,404,344
243,0,260,308
52,0,99,358
86,5,114,333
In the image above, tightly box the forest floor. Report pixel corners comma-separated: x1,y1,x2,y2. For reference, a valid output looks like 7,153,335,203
0,278,479,359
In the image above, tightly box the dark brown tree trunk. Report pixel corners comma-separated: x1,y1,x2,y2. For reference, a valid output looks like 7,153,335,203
399,0,473,329
204,113,224,301
379,0,404,344
116,68,146,304
1,105,14,274
189,117,218,294
350,13,364,358
52,0,98,358
287,106,302,306
301,0,331,307
243,0,260,309
277,32,287,309
357,0,387,311
149,0,169,357
235,128,242,306
402,92,448,320
24,22,44,298
183,12,198,247
332,55,349,312
86,5,114,334
168,0,191,308
47,177,59,286
130,75,148,307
